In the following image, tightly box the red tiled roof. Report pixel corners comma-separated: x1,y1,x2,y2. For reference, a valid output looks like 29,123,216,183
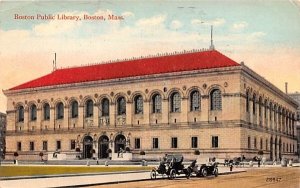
9,50,240,91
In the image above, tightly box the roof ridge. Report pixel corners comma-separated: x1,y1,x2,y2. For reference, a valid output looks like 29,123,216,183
57,48,212,70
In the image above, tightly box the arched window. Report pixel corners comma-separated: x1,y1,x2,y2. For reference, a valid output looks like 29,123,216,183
259,97,262,117
43,103,50,120
30,104,37,121
117,97,126,115
152,94,161,113
71,101,78,118
85,99,93,117
18,106,24,122
56,102,64,119
134,95,143,114
253,94,256,114
101,98,110,116
210,89,222,110
274,105,277,123
170,92,181,112
190,90,200,111
264,99,268,118
246,90,250,112
269,103,273,120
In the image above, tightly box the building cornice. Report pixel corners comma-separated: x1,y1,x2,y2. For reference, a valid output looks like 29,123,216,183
241,64,298,109
3,65,242,97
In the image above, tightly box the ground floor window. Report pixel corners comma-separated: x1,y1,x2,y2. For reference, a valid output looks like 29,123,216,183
212,136,218,148
171,137,178,148
30,141,34,151
152,138,159,149
17,142,22,151
191,137,198,148
70,140,76,150
248,136,251,149
134,138,140,149
56,140,61,150
43,141,48,151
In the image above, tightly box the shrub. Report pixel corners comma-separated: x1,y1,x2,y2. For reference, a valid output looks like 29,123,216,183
258,150,264,155
125,147,130,152
194,150,200,155
13,152,19,157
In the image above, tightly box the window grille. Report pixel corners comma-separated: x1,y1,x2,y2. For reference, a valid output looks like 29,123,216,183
171,92,181,112
135,95,143,114
190,91,200,111
210,89,222,110
117,97,126,115
71,101,78,118
152,94,161,113
102,98,110,116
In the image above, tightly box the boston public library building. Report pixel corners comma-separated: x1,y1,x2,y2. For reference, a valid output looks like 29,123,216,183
3,48,298,161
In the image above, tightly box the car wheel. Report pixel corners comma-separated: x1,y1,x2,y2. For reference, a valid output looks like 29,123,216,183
169,169,176,180
214,168,218,177
150,170,157,179
186,168,191,179
201,168,208,177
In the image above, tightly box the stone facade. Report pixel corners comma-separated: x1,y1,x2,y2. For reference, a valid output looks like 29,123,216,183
0,112,6,160
3,51,298,161
288,92,300,159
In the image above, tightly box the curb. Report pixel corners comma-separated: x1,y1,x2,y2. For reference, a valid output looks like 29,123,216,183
0,170,150,181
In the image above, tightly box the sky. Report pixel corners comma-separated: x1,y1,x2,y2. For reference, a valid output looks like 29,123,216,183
0,0,300,112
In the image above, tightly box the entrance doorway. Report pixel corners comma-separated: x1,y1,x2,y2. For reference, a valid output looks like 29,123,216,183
83,136,93,159
270,137,273,161
114,134,126,153
98,135,109,159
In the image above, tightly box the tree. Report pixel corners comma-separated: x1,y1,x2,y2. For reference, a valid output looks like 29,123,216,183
140,150,145,160
258,150,264,156
13,152,19,158
39,152,44,161
125,147,131,153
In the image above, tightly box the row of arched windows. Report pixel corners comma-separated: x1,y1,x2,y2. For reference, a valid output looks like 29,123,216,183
246,90,295,120
16,89,223,122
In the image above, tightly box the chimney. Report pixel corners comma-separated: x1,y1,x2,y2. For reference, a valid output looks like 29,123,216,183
285,82,288,94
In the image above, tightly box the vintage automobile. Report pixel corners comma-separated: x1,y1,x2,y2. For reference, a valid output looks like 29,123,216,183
187,159,218,177
150,154,191,180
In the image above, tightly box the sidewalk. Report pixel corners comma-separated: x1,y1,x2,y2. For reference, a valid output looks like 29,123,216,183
0,166,246,188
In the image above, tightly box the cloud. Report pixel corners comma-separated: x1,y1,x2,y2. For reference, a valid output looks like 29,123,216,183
191,18,225,27
232,21,248,31
122,11,134,18
170,20,183,30
135,15,166,27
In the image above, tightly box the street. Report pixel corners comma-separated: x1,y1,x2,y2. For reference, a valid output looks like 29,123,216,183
89,167,300,188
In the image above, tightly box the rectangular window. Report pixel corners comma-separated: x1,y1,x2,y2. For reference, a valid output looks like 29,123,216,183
135,138,141,149
43,141,48,151
152,138,159,149
212,136,218,148
171,137,178,148
30,141,34,151
56,140,61,150
283,143,285,152
254,138,257,149
260,139,263,150
191,137,198,148
248,136,251,149
266,139,268,151
17,142,22,151
70,140,76,150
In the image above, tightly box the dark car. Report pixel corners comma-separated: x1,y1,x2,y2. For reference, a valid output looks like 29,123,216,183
187,159,218,177
150,154,191,180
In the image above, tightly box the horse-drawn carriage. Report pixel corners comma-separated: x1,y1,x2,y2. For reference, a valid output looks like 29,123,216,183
150,154,191,180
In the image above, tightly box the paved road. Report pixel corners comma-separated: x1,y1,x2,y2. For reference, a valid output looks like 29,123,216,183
89,167,300,188
0,166,245,188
